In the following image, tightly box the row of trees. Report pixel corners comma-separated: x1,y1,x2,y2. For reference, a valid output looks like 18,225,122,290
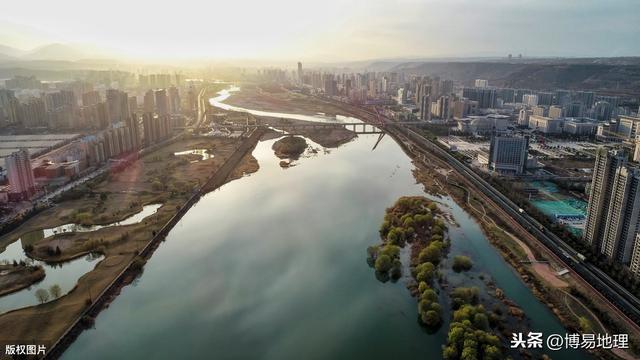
34,284,62,304
486,174,640,298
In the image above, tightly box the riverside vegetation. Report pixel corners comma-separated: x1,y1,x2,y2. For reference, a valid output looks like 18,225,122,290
367,196,449,327
367,196,508,360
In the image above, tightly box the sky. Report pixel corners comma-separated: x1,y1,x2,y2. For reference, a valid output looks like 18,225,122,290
1,0,639,62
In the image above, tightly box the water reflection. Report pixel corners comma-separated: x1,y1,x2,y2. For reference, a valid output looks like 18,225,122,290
39,204,162,239
209,87,362,124
0,241,102,313
174,149,213,161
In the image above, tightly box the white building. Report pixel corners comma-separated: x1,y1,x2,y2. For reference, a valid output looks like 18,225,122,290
474,79,488,88
528,115,564,134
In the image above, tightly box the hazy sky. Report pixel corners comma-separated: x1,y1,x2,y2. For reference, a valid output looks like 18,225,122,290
2,0,639,61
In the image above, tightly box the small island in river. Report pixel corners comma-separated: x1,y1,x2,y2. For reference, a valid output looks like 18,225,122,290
272,136,308,159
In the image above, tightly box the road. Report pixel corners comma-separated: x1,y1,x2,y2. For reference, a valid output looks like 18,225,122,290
337,102,640,330
395,124,640,327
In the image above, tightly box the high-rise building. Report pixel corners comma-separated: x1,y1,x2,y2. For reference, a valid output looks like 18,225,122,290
522,94,538,106
548,105,564,119
142,113,171,146
154,89,169,116
128,96,137,115
518,108,532,126
616,115,640,140
488,134,529,174
20,97,47,128
634,139,640,163
6,149,36,199
434,96,452,119
419,94,431,121
297,62,303,85
536,92,554,106
168,87,180,114
105,89,129,124
144,90,155,113
600,166,640,263
629,234,640,276
584,149,628,250
82,91,101,107
462,88,496,109
452,98,476,119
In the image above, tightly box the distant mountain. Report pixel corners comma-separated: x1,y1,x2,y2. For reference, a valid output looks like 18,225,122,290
390,60,640,96
22,43,90,61
0,44,24,58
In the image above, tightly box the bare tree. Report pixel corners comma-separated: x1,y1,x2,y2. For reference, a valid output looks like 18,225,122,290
49,284,62,299
35,289,50,303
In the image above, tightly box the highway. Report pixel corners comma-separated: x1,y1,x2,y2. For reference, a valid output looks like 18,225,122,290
389,122,640,328
325,98,640,329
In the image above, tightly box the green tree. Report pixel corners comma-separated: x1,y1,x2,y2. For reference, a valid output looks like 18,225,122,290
375,254,393,273
483,345,502,360
416,262,435,283
443,345,458,360
452,256,473,272
473,313,489,330
421,310,441,327
419,244,442,264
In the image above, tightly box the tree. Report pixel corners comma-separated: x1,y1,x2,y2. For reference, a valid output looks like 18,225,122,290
35,289,50,303
49,284,62,299
390,260,402,279
421,310,441,327
379,244,400,259
483,345,502,360
419,244,442,264
443,345,458,360
374,254,393,273
452,256,473,272
416,262,435,283
473,313,489,330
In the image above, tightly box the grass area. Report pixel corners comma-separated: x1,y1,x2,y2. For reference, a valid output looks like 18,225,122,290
484,225,528,261
226,86,355,117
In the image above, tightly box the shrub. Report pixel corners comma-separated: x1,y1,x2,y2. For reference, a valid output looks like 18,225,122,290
452,256,473,272
374,254,393,273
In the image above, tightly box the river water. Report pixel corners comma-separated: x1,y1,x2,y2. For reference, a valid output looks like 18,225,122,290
0,204,161,313
61,94,591,359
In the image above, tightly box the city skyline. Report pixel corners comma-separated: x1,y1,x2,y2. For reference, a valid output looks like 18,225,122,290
2,0,640,63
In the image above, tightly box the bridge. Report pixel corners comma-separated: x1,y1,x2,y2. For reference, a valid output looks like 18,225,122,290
225,121,425,135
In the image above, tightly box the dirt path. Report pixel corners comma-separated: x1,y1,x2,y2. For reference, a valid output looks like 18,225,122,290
563,291,637,360
508,231,569,288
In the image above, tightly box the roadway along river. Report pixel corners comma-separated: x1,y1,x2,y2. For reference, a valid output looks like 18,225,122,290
62,97,590,359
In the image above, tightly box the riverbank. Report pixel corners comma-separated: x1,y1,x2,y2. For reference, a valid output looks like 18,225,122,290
224,84,355,117
251,89,640,358
0,133,262,353
0,264,45,296
395,124,640,359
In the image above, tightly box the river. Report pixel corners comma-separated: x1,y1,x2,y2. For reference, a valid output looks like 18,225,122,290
61,93,591,359
0,204,161,313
